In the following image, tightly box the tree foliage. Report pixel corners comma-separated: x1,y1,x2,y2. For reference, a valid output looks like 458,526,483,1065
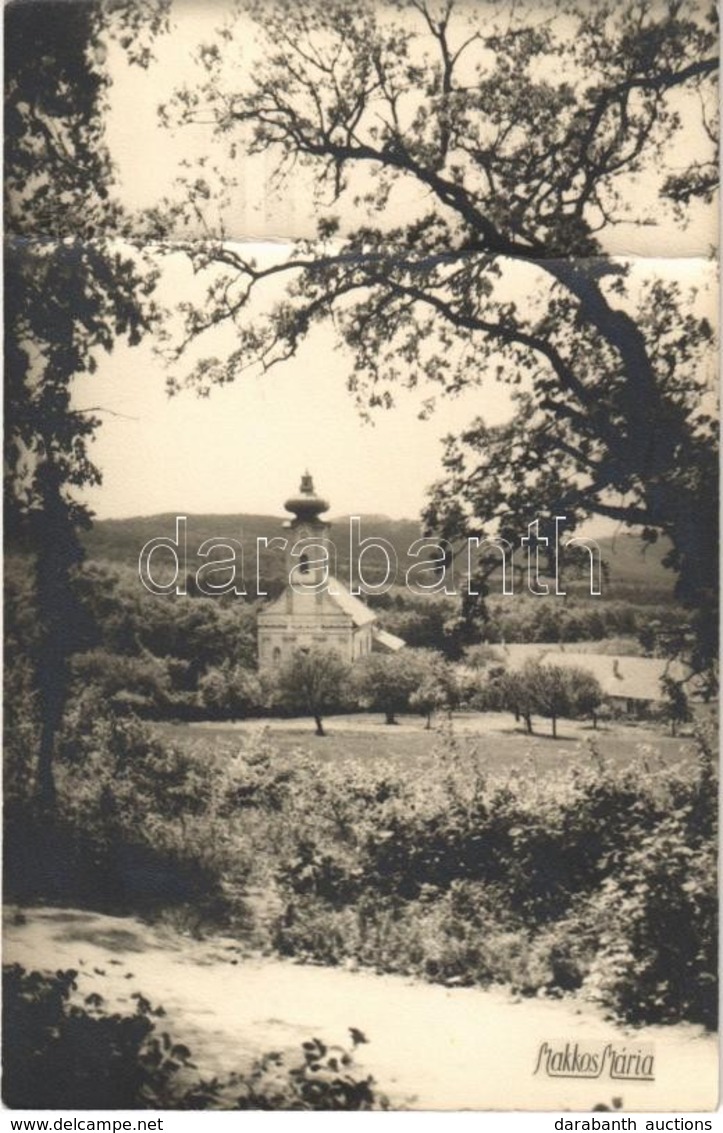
496,660,603,735
4,0,169,804
273,647,352,734
5,0,162,530
159,0,718,667
2,965,191,1109
352,649,433,724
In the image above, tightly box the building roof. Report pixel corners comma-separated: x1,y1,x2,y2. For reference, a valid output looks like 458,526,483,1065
500,644,690,702
259,576,378,627
373,627,407,652
326,578,378,626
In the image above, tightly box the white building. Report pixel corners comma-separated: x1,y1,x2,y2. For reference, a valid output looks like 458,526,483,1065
499,643,691,715
257,473,404,668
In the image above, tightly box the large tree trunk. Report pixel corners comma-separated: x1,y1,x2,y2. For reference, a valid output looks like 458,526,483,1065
385,712,397,725
551,714,557,738
32,460,90,815
36,719,58,814
35,659,66,814
314,714,325,736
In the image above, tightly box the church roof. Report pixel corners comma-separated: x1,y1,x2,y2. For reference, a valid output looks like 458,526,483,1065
258,575,378,627
326,578,377,626
373,627,406,652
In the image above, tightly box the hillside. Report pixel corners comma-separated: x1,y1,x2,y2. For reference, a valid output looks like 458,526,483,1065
82,512,422,572
79,513,678,599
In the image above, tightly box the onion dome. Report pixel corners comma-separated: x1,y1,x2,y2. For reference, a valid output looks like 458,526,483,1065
284,471,329,524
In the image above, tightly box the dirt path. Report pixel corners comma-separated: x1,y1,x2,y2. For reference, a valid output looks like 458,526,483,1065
4,907,717,1111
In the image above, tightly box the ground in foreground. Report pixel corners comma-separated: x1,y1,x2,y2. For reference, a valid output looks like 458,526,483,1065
4,908,717,1111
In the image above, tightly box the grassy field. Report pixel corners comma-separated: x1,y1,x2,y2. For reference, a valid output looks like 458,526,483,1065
153,711,702,779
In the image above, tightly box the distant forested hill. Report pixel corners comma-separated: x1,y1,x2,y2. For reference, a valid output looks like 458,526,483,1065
79,513,678,600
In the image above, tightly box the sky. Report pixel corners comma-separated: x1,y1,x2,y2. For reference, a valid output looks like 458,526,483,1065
74,1,518,521
70,0,718,525
72,294,518,522
72,239,522,521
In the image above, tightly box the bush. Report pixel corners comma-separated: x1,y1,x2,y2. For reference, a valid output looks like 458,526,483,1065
271,647,352,735
70,650,174,718
2,965,193,1109
198,664,264,719
6,707,251,919
2,965,388,1111
583,737,718,1030
246,732,717,1026
5,676,716,1032
352,650,442,724
234,1035,388,1110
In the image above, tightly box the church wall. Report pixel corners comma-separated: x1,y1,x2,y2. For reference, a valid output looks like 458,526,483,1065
258,612,375,668
352,623,374,659
258,610,355,667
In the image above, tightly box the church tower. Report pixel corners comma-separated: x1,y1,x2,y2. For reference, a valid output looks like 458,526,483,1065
282,471,331,586
256,472,405,669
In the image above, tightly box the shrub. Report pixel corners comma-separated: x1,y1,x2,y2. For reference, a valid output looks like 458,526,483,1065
198,664,264,719
3,965,388,1111
2,965,193,1109
584,815,717,1027
70,650,174,718
251,731,717,1025
352,650,433,724
6,708,250,918
6,688,716,1034
234,1035,388,1110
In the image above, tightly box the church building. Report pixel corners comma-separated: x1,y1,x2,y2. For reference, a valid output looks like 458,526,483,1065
257,473,405,668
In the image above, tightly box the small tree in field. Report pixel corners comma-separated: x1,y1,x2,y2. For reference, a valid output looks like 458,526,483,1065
567,667,604,729
352,650,433,725
524,661,573,738
159,0,718,677
273,648,351,736
407,651,460,728
497,661,602,736
523,661,604,737
496,669,536,734
660,675,693,737
198,663,263,721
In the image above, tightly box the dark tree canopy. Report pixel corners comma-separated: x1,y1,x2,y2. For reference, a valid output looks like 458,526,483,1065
159,0,718,667
5,0,168,533
4,0,168,804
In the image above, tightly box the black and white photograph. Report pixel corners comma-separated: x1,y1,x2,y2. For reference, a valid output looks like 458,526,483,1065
3,0,719,1116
